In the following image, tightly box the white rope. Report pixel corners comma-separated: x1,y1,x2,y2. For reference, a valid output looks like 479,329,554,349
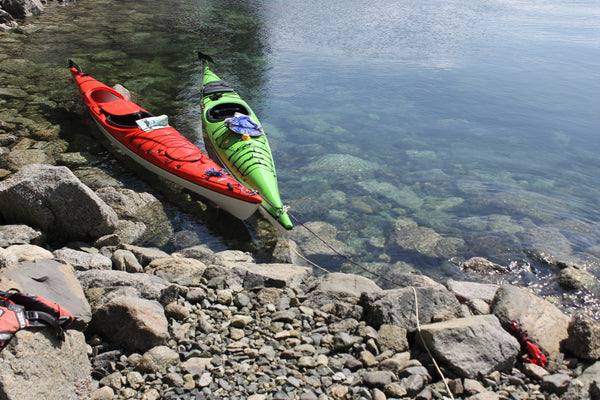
412,286,455,400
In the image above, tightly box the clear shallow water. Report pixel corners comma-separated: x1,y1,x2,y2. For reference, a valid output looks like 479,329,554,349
4,0,600,308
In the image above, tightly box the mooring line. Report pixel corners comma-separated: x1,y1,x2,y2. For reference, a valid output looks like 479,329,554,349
286,211,456,400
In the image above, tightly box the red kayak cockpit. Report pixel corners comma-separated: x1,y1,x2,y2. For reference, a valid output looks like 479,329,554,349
89,88,153,128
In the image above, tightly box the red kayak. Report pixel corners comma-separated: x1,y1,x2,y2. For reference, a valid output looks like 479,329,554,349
68,60,262,220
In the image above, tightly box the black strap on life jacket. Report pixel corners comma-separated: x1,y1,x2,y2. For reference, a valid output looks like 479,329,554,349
0,289,73,349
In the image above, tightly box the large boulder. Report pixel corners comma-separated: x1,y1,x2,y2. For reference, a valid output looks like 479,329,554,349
491,285,570,360
0,330,94,400
0,259,92,329
0,164,118,244
0,9,19,31
417,314,520,378
360,286,462,332
1,0,44,19
89,296,169,353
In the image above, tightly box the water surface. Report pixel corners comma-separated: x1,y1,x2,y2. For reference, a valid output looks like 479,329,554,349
3,0,600,312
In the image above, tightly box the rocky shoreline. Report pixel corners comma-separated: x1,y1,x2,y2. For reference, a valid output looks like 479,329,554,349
0,164,599,400
2,1,600,400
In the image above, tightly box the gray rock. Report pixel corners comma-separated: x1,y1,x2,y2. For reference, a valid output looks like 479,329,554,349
362,370,396,388
565,312,600,360
303,272,382,310
76,269,169,300
417,314,520,378
1,0,44,18
53,247,112,271
540,373,572,395
558,266,600,292
224,262,311,290
386,217,464,259
0,259,92,329
491,284,570,360
4,149,55,171
0,247,18,268
136,345,180,373
447,279,500,304
360,286,462,331
90,296,168,353
4,244,53,262
119,244,170,267
377,324,409,353
0,9,18,31
111,249,143,273
0,330,94,400
144,257,207,286
461,257,509,274
0,164,118,244
0,224,44,247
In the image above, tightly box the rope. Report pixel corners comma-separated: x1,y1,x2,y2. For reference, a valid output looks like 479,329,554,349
412,286,456,400
285,211,455,400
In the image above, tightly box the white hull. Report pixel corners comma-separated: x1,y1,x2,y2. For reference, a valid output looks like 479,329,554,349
93,119,260,220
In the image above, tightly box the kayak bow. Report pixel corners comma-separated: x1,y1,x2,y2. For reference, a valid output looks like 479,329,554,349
198,52,293,230
68,59,262,221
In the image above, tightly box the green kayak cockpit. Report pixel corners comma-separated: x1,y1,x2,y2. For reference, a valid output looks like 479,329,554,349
206,102,250,123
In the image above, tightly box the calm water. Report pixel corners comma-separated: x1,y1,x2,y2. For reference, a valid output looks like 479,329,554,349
6,0,600,303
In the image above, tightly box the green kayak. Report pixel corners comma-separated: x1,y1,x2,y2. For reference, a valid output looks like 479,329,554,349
198,52,293,230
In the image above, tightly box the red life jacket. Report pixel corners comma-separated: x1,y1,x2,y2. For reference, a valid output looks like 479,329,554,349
509,320,548,368
0,289,73,349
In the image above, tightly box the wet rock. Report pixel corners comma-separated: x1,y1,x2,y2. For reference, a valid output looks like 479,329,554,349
417,315,520,378
0,330,93,400
565,312,600,360
360,286,462,331
0,164,118,244
491,285,570,360
558,266,600,292
4,148,55,171
90,296,168,353
460,257,509,274
72,167,124,190
287,221,355,262
387,217,464,258
0,259,92,329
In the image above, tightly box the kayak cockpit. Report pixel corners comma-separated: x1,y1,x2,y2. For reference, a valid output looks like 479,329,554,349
89,88,153,128
206,103,250,122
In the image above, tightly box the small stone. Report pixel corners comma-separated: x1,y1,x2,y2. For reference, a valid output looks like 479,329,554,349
91,386,114,400
360,350,378,367
298,356,317,368
140,388,161,400
231,314,254,328
330,385,349,398
230,327,245,340
126,371,144,389
362,371,395,388
540,373,571,395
